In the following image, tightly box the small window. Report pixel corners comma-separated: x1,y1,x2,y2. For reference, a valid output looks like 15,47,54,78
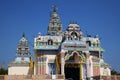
48,39,53,45
86,41,91,46
97,43,99,47
71,32,78,40
93,43,95,47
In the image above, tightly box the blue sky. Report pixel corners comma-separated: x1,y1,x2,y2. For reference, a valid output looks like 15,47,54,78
0,0,120,71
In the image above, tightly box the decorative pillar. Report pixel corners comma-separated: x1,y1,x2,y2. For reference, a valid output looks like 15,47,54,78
84,51,91,80
56,55,60,74
86,58,90,79
34,51,37,75
80,60,83,80
90,56,93,77
61,50,65,75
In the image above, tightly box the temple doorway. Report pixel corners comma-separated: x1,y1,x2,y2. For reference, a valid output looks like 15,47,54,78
64,51,82,80
65,63,80,80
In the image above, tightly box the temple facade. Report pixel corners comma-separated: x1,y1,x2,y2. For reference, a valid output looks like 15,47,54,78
8,6,111,80
8,34,32,75
34,6,111,80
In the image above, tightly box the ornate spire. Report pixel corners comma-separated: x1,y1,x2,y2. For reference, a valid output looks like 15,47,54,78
47,5,63,36
22,32,25,37
53,5,58,12
15,33,31,62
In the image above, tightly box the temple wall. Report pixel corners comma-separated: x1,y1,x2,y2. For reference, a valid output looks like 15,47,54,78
46,55,56,74
8,66,29,75
100,67,111,76
35,54,56,75
93,66,100,76
4,75,26,80
4,75,65,80
2,75,120,80
46,55,56,63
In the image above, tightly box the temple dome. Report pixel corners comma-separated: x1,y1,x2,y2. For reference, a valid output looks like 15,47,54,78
68,23,80,28
67,23,80,31
52,12,59,18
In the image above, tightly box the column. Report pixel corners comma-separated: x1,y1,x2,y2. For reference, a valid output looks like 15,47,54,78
80,60,83,80
85,51,91,80
86,58,90,78
90,56,93,77
34,51,37,75
56,55,60,74
61,51,65,75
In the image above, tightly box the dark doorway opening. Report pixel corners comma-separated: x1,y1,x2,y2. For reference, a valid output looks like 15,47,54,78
65,64,80,80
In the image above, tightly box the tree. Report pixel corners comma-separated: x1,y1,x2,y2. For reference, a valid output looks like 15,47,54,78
111,69,120,75
0,68,8,75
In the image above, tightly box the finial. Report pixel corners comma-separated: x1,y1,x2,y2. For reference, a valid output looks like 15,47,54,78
38,32,41,36
94,35,98,38
87,33,91,37
22,32,25,37
52,5,58,12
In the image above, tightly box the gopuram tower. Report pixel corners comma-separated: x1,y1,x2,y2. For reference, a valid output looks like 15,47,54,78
8,33,32,75
34,5,63,76
47,5,63,36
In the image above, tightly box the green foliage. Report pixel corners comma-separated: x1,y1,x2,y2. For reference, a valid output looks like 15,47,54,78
111,69,120,75
0,68,8,75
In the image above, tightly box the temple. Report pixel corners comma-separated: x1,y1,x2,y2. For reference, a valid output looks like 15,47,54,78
34,6,111,80
8,6,111,80
8,33,32,75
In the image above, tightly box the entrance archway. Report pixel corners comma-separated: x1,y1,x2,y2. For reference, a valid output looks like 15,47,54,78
64,52,82,80
65,63,80,80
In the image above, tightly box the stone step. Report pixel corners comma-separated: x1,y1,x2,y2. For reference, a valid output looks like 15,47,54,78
25,79,32,80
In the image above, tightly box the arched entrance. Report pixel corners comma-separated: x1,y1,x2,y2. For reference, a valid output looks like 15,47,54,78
64,52,82,80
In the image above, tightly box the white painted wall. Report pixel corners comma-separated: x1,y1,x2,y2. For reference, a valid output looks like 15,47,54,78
8,66,29,75
100,67,111,76
46,55,56,74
